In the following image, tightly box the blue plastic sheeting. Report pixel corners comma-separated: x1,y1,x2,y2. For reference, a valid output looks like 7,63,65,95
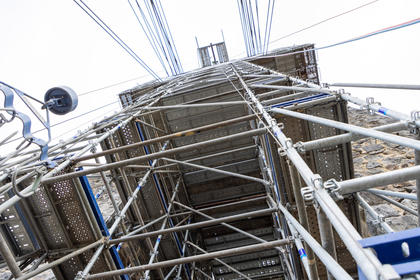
271,93,330,108
78,173,129,280
358,227,420,278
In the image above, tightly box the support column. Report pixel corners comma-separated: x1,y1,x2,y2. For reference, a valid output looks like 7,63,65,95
315,206,337,280
288,162,319,280
0,231,22,278
416,135,420,225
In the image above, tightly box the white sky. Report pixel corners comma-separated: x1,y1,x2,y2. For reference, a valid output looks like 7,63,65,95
1,0,420,154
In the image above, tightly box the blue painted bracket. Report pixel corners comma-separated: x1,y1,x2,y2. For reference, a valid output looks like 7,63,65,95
0,82,50,163
78,173,129,280
358,227,420,279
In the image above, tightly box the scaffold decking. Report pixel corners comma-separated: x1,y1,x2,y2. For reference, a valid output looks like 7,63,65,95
0,44,419,280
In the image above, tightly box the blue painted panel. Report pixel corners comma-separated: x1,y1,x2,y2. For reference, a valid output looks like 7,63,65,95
78,172,129,280
358,227,420,277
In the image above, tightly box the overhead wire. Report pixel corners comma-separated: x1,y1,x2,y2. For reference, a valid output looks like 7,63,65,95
233,0,378,59
127,0,169,76
269,0,380,46
237,0,275,57
143,0,174,74
3,101,120,145
51,106,120,141
73,0,161,80
258,16,420,59
255,1,262,54
78,73,153,97
134,0,174,75
139,0,183,76
264,0,275,53
156,0,183,73
150,1,178,74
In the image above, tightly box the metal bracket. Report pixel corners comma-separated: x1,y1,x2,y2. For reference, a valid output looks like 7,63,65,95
408,111,420,135
294,141,305,153
89,140,97,154
301,186,314,203
365,97,381,115
323,179,344,200
278,138,293,157
311,174,323,189
74,271,87,280
277,122,285,130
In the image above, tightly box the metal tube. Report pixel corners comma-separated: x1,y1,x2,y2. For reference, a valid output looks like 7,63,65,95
284,219,312,280
141,101,248,110
125,215,167,237
338,165,420,195
298,122,408,152
173,201,291,261
314,189,398,280
41,128,266,184
154,145,256,171
108,207,277,244
94,156,120,218
329,82,420,90
315,206,337,280
367,189,417,201
257,88,293,99
233,62,398,279
86,239,290,279
16,238,104,280
271,107,420,151
243,63,420,130
167,196,266,219
275,201,352,280
162,157,268,185
175,229,190,280
356,193,393,233
0,231,22,278
0,94,166,214
143,179,181,279
78,143,168,279
250,84,333,94
163,265,178,280
369,192,417,216
340,93,416,127
287,162,318,279
195,267,212,280
187,241,252,280
261,91,310,105
75,114,257,162
143,216,168,280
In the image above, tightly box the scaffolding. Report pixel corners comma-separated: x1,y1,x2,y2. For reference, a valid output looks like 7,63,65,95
0,44,419,280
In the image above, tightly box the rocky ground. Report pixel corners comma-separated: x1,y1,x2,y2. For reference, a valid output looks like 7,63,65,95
348,107,418,235
1,107,418,279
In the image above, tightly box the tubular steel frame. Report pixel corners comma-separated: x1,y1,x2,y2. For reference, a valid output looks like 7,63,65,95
0,46,419,280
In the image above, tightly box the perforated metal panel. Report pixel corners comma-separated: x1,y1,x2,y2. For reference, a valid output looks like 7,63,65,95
24,170,111,278
0,191,37,259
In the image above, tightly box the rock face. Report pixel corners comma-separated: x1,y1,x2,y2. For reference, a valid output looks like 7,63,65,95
348,107,418,235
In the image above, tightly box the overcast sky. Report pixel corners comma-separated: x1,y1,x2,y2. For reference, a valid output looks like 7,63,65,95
1,0,420,153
